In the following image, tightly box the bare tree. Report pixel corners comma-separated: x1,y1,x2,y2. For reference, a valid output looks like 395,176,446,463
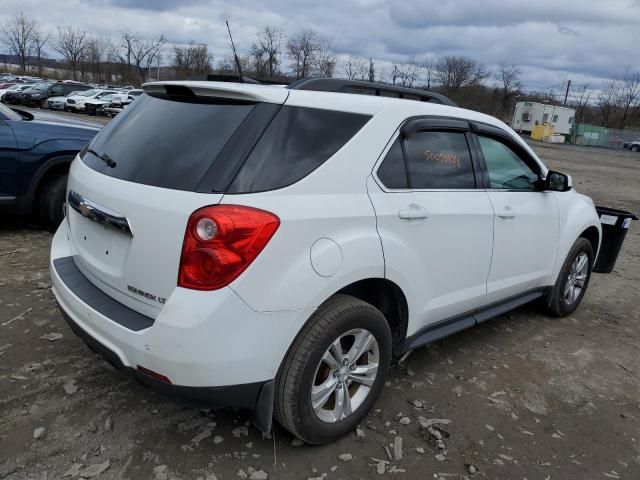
616,66,640,129
394,58,420,87
497,63,522,98
343,55,367,80
113,31,165,82
251,26,284,78
173,41,212,79
54,27,88,80
83,36,110,82
286,29,335,79
421,59,435,90
30,24,49,75
1,12,36,73
597,79,618,128
573,84,592,126
434,55,488,94
315,35,335,77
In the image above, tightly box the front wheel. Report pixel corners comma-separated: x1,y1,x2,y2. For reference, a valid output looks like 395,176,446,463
38,173,68,231
40,99,48,109
275,294,392,444
544,237,594,317
632,145,640,152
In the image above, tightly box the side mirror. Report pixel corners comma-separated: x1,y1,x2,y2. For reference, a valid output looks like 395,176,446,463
545,170,572,192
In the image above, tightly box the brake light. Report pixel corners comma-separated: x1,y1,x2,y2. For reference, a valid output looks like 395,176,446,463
178,205,280,290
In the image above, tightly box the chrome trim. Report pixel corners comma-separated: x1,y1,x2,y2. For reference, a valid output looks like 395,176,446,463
67,190,133,237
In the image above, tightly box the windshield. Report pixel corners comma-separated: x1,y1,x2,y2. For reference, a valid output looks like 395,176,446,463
8,85,22,91
32,82,53,91
78,89,99,97
0,103,23,121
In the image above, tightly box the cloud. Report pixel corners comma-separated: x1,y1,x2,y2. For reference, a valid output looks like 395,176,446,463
0,0,637,91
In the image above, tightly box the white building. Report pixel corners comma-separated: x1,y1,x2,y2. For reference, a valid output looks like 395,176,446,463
511,101,576,135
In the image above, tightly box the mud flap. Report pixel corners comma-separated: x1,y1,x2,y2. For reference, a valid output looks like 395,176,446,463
253,380,275,433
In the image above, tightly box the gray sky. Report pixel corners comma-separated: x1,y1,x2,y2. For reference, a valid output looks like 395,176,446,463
2,0,639,92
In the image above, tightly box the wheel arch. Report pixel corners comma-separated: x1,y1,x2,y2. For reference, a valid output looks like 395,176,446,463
335,278,409,356
26,153,76,211
579,225,600,260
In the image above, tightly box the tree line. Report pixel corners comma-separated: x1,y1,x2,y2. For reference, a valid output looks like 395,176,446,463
2,12,639,129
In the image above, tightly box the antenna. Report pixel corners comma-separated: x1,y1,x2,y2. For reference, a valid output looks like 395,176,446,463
226,20,244,82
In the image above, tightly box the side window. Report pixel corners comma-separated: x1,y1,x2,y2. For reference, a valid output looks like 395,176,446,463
404,131,476,189
51,85,63,95
228,106,370,193
377,139,408,189
477,136,539,190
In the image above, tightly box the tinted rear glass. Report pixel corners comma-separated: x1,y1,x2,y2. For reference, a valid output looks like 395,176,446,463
228,106,370,193
82,94,254,191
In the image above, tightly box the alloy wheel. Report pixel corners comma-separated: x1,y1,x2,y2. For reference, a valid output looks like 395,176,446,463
564,252,588,305
311,328,379,423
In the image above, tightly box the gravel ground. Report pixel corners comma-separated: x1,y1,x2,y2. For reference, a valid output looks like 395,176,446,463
1,119,639,479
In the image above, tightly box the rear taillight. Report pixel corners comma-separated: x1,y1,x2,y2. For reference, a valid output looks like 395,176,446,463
178,205,280,291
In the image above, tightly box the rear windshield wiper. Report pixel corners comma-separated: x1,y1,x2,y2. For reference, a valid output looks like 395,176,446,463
87,148,117,168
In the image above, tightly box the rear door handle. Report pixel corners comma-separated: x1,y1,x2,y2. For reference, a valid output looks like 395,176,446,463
497,206,516,219
398,204,429,220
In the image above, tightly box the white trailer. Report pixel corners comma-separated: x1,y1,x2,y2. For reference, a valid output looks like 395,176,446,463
511,101,575,135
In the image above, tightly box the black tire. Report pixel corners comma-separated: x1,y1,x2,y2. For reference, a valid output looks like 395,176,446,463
275,294,392,444
38,173,68,231
544,237,594,317
632,145,640,152
40,98,48,109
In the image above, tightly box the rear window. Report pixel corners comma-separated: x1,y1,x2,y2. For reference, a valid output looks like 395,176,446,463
227,106,370,193
82,94,254,191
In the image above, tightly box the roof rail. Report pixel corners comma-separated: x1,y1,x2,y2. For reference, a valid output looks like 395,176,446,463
287,78,457,107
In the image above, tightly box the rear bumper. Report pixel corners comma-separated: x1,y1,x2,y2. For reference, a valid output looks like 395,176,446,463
50,221,307,431
58,302,274,430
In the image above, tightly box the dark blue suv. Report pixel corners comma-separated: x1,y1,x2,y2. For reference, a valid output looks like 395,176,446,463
0,103,100,227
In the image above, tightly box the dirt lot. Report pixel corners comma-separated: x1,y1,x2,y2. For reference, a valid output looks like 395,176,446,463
1,129,639,479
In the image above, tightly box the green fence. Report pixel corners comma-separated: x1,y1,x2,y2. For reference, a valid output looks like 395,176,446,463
571,124,640,149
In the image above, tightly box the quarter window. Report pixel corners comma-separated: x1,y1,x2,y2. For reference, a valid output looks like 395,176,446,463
477,136,539,190
404,131,476,189
377,139,408,189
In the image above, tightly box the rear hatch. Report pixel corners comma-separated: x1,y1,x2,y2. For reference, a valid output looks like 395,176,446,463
65,82,288,318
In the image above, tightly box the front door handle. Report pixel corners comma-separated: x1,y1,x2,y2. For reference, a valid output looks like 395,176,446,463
497,206,516,219
398,204,429,220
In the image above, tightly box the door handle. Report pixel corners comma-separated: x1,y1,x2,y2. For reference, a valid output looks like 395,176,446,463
497,206,516,219
398,204,429,220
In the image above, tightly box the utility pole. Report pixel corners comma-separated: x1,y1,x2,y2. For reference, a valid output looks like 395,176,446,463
563,79,571,107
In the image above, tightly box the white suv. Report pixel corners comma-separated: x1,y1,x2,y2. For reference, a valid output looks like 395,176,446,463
50,79,602,444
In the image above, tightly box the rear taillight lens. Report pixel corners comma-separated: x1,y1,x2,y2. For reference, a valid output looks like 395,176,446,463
178,205,280,290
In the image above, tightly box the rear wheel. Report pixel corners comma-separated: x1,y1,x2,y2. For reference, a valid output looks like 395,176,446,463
632,145,640,152
275,294,392,444
38,173,68,231
544,237,594,317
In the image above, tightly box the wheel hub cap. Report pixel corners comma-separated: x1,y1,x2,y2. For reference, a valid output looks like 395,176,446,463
564,252,588,305
311,328,379,423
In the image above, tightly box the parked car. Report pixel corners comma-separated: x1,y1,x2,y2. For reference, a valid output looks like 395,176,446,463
51,79,604,444
623,139,640,152
19,81,91,108
44,90,85,111
0,82,17,99
2,84,37,104
84,93,129,116
0,102,100,227
65,89,116,113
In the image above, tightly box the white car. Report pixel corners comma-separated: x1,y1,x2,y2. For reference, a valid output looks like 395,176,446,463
65,89,116,112
51,79,603,444
83,93,129,115
45,90,85,110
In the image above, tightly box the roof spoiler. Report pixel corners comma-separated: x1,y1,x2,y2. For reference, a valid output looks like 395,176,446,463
142,81,289,104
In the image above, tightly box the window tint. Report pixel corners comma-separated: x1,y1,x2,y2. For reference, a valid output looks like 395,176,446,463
228,106,370,193
477,136,539,190
404,131,475,189
377,139,408,189
83,94,254,191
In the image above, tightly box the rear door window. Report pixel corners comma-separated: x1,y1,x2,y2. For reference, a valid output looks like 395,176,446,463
377,139,408,189
82,94,254,191
404,131,476,189
227,106,370,193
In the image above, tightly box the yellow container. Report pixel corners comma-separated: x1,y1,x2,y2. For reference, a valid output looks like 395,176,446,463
531,123,554,141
